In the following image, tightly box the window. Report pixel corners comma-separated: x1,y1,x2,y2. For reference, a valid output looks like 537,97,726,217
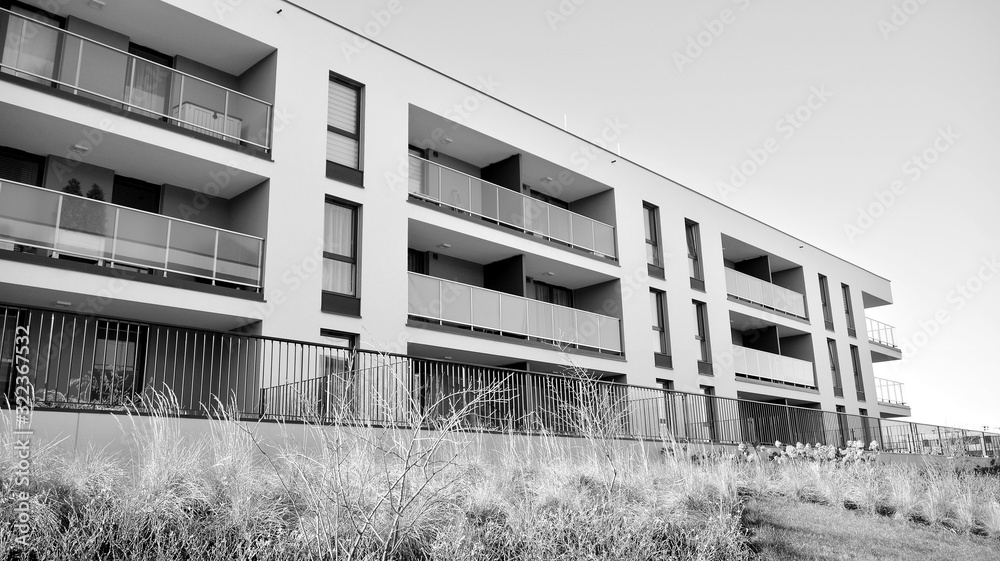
841,283,856,337
326,72,363,186
89,320,147,406
850,345,865,401
533,280,572,307
643,203,663,275
0,145,45,186
1,2,64,86
835,404,848,446
700,384,718,441
322,198,361,316
407,248,428,275
693,300,712,374
685,220,704,290
828,338,843,397
125,43,173,119
818,274,834,331
650,289,671,367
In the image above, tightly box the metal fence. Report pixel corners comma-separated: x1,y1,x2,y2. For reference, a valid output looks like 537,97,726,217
2,303,997,457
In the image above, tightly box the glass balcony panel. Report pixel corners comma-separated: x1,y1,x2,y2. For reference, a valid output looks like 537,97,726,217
594,223,616,256
599,317,622,352
527,299,554,340
574,310,601,348
479,181,499,221
56,196,115,259
114,209,168,268
571,214,595,252
440,281,472,325
60,36,129,106
1,8,60,85
408,273,441,317
497,188,524,228
471,287,501,330
553,306,576,343
408,155,427,195
0,181,59,248
125,57,172,118
215,230,262,285
226,91,269,145
522,197,548,233
500,293,527,335
171,77,234,141
548,207,571,243
438,167,471,212
467,178,485,215
167,220,216,278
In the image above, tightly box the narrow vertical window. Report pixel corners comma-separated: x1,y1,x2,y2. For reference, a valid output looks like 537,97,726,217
685,220,704,290
819,274,833,331
643,203,662,275
650,289,671,367
693,300,712,374
841,283,856,337
828,338,843,397
321,198,361,316
850,344,865,401
326,73,364,186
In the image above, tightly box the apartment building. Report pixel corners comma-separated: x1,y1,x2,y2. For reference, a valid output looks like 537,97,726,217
0,0,914,442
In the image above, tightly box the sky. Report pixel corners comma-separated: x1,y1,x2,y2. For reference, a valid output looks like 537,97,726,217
319,0,1000,432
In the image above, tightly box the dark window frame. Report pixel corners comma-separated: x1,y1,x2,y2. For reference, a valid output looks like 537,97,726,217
643,203,663,275
819,274,834,331
693,299,712,374
650,289,671,362
326,72,364,187
321,196,362,317
828,338,843,397
850,344,865,401
841,283,856,337
685,219,705,290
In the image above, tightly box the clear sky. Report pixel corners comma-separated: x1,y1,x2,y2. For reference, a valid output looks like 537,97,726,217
322,0,1000,432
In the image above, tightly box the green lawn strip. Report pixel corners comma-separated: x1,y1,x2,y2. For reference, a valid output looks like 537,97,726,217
743,495,1000,561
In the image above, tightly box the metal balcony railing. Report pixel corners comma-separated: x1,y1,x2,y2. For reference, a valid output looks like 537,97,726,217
0,179,263,290
3,303,998,458
867,317,897,348
0,8,272,151
408,155,617,259
407,272,622,353
732,345,815,387
724,268,807,318
875,377,906,406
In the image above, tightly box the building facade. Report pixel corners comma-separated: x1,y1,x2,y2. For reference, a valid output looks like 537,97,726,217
0,0,911,432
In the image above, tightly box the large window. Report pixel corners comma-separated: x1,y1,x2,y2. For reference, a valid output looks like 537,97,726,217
317,328,358,418
643,203,663,275
693,300,712,374
818,274,834,331
650,289,671,367
828,338,843,397
841,283,856,337
685,219,704,290
850,344,865,401
533,280,572,307
322,198,361,316
326,72,363,186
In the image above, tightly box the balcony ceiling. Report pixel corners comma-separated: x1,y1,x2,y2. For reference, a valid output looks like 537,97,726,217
409,105,612,202
408,219,616,290
729,310,808,337
721,234,800,272
0,102,266,197
20,0,273,76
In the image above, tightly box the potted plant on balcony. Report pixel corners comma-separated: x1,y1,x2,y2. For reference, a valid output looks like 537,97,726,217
57,178,110,260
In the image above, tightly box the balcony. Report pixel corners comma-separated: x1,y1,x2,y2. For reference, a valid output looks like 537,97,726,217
0,7,272,151
875,378,906,406
0,179,263,290
407,272,622,354
732,345,815,388
725,268,807,318
867,318,902,362
408,155,617,259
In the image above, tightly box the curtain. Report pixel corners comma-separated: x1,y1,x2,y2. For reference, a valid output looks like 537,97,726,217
2,7,60,85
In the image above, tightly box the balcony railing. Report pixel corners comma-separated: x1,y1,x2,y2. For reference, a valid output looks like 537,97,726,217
732,345,815,387
408,155,617,259
0,8,272,151
4,303,998,458
875,377,906,406
724,267,807,318
867,318,897,348
407,272,622,354
0,179,263,290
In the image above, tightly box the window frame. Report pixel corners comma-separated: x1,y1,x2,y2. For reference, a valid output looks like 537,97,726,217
325,72,364,187
850,344,865,401
828,338,843,397
693,299,712,374
0,1,67,89
685,219,704,290
643,202,663,277
650,289,671,367
841,283,856,337
321,196,362,317
818,274,834,331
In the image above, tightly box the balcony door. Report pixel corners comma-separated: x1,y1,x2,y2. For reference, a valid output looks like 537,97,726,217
0,3,63,85
125,43,173,119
